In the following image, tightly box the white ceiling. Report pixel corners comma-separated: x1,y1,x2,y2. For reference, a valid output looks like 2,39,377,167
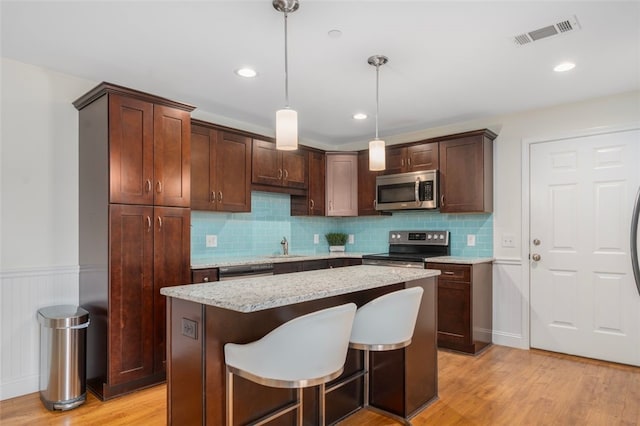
2,1,639,149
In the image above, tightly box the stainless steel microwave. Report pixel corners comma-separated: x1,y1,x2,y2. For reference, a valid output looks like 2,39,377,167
375,170,438,211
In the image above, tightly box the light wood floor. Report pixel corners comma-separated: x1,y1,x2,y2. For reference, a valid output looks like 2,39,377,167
1,346,638,425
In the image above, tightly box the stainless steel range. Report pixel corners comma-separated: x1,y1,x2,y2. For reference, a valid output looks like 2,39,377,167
362,230,450,269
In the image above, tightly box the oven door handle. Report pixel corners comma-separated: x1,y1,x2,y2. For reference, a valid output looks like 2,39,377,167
415,178,421,204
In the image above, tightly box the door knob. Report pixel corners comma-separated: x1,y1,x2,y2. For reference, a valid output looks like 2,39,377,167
533,239,541,246
532,253,541,261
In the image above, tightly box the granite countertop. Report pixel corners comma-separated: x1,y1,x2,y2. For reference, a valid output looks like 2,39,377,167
425,256,494,265
161,265,440,313
191,252,365,269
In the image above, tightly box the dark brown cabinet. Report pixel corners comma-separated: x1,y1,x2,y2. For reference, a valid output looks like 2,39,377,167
357,150,382,216
108,94,190,208
252,139,307,191
426,262,492,354
191,268,219,283
438,131,495,213
384,142,439,175
291,149,325,216
326,153,358,216
272,257,362,275
75,83,193,399
191,122,251,212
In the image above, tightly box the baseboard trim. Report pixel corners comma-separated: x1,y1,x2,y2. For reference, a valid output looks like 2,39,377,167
492,331,528,350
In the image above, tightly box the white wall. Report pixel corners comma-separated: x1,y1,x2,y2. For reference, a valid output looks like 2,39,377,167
1,57,639,399
0,58,96,399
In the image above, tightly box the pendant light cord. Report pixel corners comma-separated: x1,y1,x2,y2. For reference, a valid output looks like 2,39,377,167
284,12,290,108
375,62,380,140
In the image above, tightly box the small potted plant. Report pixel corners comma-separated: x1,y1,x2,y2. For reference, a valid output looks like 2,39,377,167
325,232,348,252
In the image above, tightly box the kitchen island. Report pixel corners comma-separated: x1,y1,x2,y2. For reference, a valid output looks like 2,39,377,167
161,265,440,425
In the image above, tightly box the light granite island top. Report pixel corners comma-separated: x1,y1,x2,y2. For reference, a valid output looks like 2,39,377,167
161,264,440,313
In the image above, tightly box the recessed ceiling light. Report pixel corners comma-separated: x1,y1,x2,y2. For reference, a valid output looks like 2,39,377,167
353,113,367,120
235,68,258,78
553,62,576,72
328,29,342,39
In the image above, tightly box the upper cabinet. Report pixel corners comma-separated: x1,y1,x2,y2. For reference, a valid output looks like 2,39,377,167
252,139,307,192
384,142,439,175
106,93,191,208
326,153,358,216
191,121,251,212
291,149,325,216
438,130,496,213
357,151,382,216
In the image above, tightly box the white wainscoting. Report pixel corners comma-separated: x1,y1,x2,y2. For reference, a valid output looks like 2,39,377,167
492,258,529,349
0,265,79,400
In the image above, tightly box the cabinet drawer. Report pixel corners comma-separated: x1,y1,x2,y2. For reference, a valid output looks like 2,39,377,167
426,263,470,282
192,268,218,283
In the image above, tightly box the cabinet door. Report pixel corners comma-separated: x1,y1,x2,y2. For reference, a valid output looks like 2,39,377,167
357,151,379,216
439,136,491,213
190,125,216,211
192,268,219,283
282,150,307,189
153,207,191,373
153,105,191,207
407,142,439,172
273,261,303,274
109,94,154,205
109,204,154,385
384,146,406,175
216,132,252,212
437,280,471,348
252,139,282,186
326,154,358,216
308,151,326,216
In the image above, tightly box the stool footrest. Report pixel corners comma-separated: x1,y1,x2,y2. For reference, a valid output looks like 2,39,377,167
250,395,301,426
325,369,366,394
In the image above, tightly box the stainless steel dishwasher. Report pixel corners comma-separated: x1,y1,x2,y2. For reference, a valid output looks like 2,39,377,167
218,263,274,281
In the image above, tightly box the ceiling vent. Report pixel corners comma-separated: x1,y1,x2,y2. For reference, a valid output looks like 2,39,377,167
513,15,581,46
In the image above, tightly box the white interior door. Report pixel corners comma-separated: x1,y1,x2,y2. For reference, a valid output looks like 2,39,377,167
530,129,640,366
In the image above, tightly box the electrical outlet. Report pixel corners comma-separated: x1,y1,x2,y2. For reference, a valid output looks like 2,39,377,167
313,234,319,244
348,234,355,244
467,234,476,247
181,318,198,340
502,234,515,248
206,234,217,248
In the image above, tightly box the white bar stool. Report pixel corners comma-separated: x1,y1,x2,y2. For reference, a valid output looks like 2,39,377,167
327,287,424,425
224,303,357,426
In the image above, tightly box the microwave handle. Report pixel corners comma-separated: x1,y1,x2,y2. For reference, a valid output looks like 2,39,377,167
415,178,420,203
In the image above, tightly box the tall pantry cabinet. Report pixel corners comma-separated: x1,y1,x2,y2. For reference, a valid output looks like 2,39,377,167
74,83,194,399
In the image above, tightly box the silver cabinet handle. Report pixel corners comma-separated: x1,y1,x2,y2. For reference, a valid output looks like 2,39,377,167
277,169,283,180
218,191,223,202
146,216,151,232
203,277,209,282
443,271,455,275
210,191,215,203
631,186,640,296
158,216,162,230
310,199,315,209
532,254,541,262
401,159,405,167
440,195,445,207
407,157,411,166
145,179,152,193
156,181,162,193
284,169,289,180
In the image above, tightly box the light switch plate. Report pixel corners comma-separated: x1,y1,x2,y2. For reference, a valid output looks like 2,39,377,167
348,234,355,244
206,235,217,248
314,234,319,244
467,234,476,246
502,234,516,248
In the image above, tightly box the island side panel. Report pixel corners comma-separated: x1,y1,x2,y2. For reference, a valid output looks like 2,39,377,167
204,285,401,426
167,297,205,426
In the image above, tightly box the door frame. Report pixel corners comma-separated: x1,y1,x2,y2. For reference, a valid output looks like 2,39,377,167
520,122,640,350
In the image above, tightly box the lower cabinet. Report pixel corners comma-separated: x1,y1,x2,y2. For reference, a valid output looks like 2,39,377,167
426,262,492,354
87,205,190,398
192,268,219,283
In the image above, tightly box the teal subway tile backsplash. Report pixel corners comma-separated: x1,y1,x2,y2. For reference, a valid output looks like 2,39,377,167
191,192,493,262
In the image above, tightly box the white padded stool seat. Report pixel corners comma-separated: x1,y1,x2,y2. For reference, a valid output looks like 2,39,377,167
350,286,424,350
224,303,356,425
343,287,424,425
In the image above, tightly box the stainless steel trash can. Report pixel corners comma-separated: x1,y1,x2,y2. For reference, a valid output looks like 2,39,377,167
37,305,90,411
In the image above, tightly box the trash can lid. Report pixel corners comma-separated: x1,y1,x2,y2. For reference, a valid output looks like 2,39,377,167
37,305,90,328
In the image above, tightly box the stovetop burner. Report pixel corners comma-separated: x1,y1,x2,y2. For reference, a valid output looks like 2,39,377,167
362,230,450,265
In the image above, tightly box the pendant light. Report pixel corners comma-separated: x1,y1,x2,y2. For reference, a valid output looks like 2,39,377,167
368,55,388,171
273,0,299,151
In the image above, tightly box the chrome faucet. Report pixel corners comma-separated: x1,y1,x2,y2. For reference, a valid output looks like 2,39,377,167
281,237,289,256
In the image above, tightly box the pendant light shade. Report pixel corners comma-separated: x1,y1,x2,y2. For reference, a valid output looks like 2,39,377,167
276,108,298,150
368,55,388,171
274,0,299,151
